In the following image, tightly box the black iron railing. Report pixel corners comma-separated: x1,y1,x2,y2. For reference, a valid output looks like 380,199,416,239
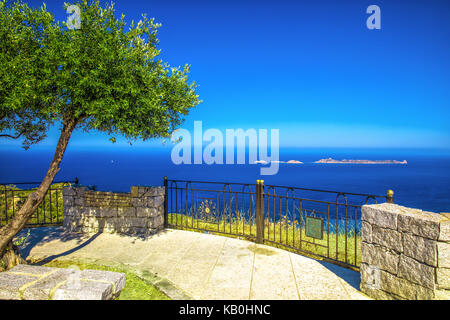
0,180,76,227
164,177,389,270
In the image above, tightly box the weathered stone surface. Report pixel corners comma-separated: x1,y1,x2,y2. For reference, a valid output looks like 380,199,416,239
22,269,72,300
361,204,398,230
148,215,164,228
380,270,434,300
440,220,450,242
0,265,126,300
398,211,441,240
136,207,158,217
62,187,77,196
122,217,147,228
97,207,117,218
361,221,372,243
63,196,74,207
437,241,450,268
361,242,400,274
360,282,399,300
436,268,450,289
434,289,450,300
372,225,402,252
80,269,126,296
118,207,136,217
402,233,437,266
53,280,112,300
0,273,37,299
397,254,435,289
74,197,85,206
8,264,57,275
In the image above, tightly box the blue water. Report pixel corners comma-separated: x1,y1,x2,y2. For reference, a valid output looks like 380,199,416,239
1,146,449,213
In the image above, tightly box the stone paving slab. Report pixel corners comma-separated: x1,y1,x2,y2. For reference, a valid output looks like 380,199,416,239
0,264,125,300
16,227,369,300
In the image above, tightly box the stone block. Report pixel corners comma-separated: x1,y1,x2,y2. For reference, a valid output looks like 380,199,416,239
148,215,164,228
152,196,164,208
360,282,399,300
122,217,147,228
380,270,434,300
79,269,125,297
437,241,450,268
136,207,158,217
372,225,402,252
434,289,450,300
62,187,76,197
361,242,400,274
361,204,398,230
440,219,450,242
74,197,85,206
436,268,450,289
402,233,437,266
63,206,77,217
361,221,372,243
97,207,118,218
398,211,441,240
63,196,74,207
397,254,435,289
0,273,38,299
118,207,136,217
53,279,112,300
22,268,73,300
0,265,126,300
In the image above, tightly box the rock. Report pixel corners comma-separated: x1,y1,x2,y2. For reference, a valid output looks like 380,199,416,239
361,221,372,243
440,220,450,242
398,211,441,240
438,241,450,268
371,225,402,252
397,254,435,289
361,242,400,274
436,268,450,289
402,233,437,266
380,270,434,300
0,265,126,300
362,204,399,230
118,207,136,217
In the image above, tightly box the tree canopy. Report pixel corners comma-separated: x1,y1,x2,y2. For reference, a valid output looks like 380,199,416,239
0,0,200,148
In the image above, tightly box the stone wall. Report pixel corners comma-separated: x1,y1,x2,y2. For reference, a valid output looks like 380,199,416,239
360,203,450,300
63,186,165,236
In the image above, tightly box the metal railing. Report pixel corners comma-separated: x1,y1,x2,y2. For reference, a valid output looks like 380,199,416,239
164,177,390,270
0,180,77,227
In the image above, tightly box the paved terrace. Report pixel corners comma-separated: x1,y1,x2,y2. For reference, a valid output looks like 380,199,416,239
17,227,369,300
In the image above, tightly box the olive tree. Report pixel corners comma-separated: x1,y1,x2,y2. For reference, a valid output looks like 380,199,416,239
0,0,200,268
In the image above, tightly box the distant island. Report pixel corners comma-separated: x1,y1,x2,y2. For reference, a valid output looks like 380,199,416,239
254,160,303,164
314,158,407,164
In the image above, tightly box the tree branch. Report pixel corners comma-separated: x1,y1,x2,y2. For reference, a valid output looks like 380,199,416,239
0,131,25,139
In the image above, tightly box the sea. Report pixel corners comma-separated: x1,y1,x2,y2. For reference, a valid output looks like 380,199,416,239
1,146,449,213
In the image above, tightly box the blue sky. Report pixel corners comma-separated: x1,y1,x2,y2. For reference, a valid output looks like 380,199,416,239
3,0,450,149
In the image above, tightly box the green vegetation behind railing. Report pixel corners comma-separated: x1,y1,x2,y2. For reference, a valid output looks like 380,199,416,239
168,213,361,269
0,183,71,227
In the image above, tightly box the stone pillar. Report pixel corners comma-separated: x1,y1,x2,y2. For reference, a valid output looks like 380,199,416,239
360,203,450,300
63,186,165,237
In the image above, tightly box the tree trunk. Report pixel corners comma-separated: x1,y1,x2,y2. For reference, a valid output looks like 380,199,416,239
0,241,25,271
0,118,77,267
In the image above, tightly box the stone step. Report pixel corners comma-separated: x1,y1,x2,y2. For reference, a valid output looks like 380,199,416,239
0,264,126,300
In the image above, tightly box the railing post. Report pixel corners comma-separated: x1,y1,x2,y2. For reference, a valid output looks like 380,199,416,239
256,179,265,244
164,176,168,228
386,189,394,204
